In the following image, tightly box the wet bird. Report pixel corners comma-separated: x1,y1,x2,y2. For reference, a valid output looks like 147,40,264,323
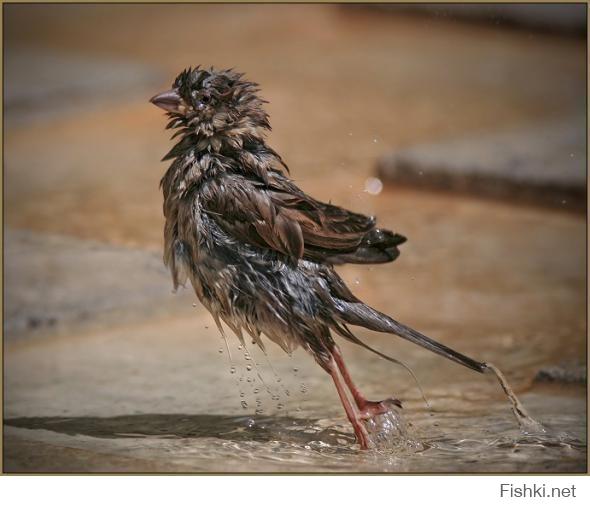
151,67,486,449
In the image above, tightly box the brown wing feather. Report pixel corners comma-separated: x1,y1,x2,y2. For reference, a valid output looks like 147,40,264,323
201,172,405,264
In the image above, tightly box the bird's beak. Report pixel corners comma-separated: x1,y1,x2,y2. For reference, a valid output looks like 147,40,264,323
150,88,183,113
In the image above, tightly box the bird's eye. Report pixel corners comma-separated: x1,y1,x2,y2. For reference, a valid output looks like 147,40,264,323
195,94,211,110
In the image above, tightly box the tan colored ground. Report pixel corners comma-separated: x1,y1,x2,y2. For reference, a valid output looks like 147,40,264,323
4,4,586,248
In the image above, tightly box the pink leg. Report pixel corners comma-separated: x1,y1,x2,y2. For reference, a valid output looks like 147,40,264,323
332,345,402,419
325,357,371,450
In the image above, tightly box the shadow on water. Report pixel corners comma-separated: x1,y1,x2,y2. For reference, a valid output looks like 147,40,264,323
4,414,356,447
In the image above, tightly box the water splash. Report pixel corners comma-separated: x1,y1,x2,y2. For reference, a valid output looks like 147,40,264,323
484,362,546,435
364,177,383,195
362,404,422,451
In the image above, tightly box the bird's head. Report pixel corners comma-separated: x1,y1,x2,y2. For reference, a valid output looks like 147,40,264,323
150,66,270,141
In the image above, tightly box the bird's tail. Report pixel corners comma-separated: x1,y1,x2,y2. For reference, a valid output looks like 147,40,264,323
331,299,486,373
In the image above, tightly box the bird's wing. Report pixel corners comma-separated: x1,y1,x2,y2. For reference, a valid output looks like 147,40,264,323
200,172,406,264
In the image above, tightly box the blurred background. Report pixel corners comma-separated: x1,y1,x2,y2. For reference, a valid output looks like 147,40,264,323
3,3,587,473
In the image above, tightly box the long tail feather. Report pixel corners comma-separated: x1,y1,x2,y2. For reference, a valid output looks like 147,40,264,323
332,299,486,373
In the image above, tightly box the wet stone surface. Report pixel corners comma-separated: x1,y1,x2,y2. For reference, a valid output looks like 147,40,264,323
376,118,587,210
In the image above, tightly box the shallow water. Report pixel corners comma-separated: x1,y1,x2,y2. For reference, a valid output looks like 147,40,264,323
5,333,586,473
7,391,585,473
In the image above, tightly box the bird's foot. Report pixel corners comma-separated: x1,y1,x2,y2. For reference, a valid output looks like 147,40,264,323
358,397,403,420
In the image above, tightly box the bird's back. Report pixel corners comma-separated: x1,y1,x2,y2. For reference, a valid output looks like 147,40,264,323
193,163,407,267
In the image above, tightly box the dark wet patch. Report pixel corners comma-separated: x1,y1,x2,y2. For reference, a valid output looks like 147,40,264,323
534,362,587,384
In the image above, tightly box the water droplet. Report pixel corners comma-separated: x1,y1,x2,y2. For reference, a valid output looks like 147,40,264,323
300,384,307,393
192,303,197,308
247,377,253,383
277,403,284,410
238,345,243,351
218,348,224,354
253,388,260,394
240,392,245,398
562,200,567,204
364,177,383,195
285,389,290,396
230,366,236,374
276,377,282,383
255,408,264,415
570,153,575,158
354,277,360,285
241,401,248,409
272,394,280,401
246,365,252,371
246,418,256,428
373,138,378,143
348,132,353,136
245,354,251,361
293,367,299,373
